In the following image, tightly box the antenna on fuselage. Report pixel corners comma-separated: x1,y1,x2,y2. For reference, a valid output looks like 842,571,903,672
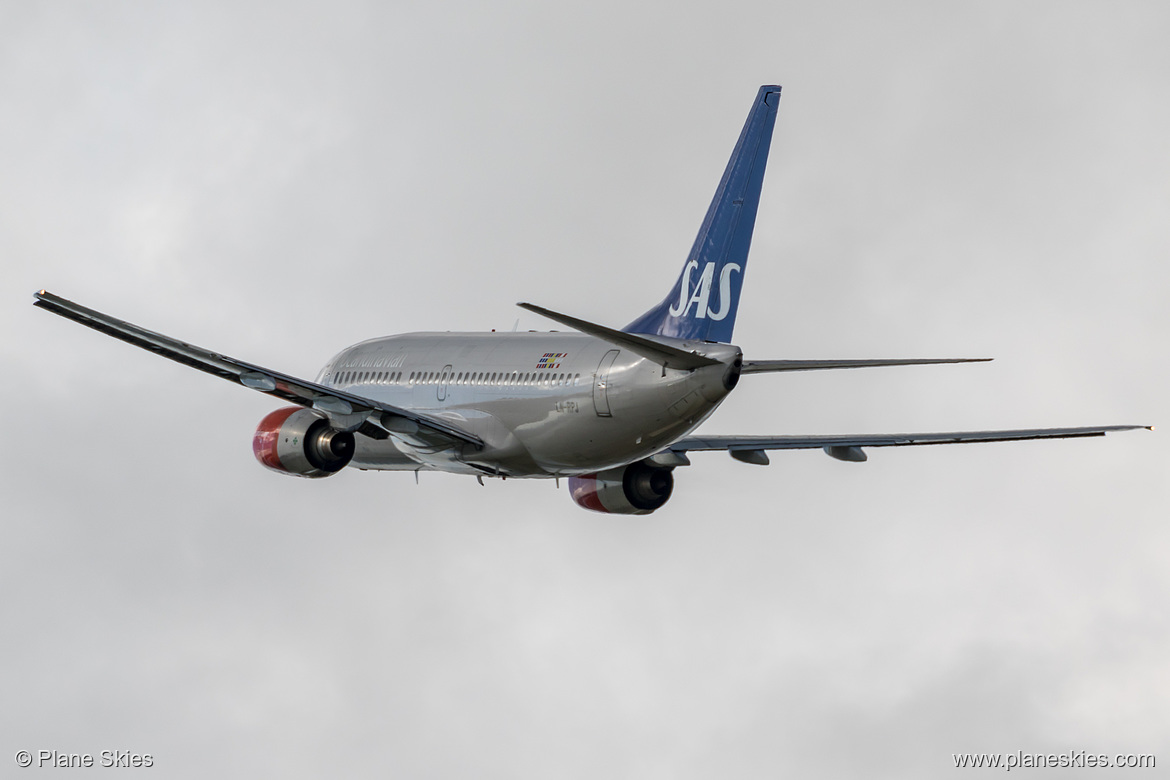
511,319,519,332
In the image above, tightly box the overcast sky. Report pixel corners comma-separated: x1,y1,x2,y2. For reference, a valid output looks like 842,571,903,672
2,1,1168,777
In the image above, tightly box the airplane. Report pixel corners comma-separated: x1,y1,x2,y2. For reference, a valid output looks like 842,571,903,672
33,85,1148,514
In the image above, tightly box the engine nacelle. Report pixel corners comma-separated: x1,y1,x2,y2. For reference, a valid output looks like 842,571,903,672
567,461,674,515
252,407,355,478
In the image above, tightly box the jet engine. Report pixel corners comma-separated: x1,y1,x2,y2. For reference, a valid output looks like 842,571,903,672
252,407,355,478
567,461,674,515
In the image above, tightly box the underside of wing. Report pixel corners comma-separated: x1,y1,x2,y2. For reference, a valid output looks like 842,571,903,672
665,426,1151,464
33,290,484,448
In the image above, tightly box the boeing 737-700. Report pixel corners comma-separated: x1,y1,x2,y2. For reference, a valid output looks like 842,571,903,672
34,85,1148,513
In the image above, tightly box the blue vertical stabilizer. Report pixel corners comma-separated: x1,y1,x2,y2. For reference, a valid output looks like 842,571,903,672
623,85,781,343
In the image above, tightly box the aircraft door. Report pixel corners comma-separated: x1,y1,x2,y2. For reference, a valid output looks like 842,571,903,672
437,364,452,401
593,350,620,417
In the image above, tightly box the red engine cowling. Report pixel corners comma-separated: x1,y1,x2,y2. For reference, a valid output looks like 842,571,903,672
253,407,356,478
568,461,674,515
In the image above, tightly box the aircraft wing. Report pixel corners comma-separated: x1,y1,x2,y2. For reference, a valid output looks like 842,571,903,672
666,426,1150,464
33,290,484,448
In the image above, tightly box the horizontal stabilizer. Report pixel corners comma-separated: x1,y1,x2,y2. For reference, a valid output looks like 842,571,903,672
518,302,720,370
741,358,991,374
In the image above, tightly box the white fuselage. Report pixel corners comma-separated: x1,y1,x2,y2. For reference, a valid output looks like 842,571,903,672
317,332,741,477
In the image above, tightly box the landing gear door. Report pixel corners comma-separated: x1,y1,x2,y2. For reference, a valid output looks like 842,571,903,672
593,350,620,417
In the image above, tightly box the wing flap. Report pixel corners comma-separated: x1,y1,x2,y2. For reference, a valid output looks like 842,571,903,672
34,290,483,448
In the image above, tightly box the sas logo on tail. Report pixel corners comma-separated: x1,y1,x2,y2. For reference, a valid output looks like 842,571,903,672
668,261,741,320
